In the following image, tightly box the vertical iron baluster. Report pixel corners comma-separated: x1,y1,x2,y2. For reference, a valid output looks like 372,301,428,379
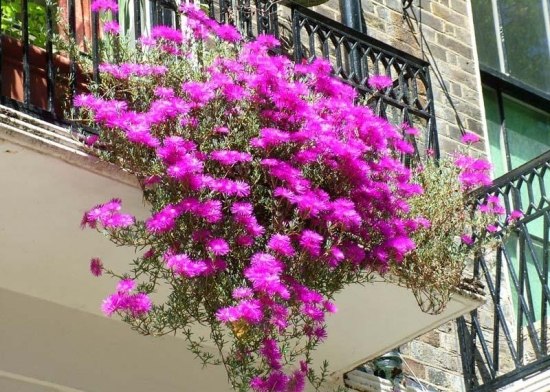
291,9,302,64
542,211,549,355
424,68,439,159
493,246,502,375
517,231,526,362
92,6,100,83
45,1,55,114
22,0,30,107
150,0,157,25
219,0,227,24
237,0,252,38
134,0,142,40
207,0,214,19
68,0,77,104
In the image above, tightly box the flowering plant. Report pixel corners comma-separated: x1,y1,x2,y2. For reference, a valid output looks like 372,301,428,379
76,3,503,391
390,132,520,314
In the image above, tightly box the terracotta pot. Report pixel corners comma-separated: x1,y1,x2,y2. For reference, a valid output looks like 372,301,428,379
1,35,88,117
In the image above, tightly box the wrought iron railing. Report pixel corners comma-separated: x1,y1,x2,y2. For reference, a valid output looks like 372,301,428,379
1,0,439,157
0,0,178,125
199,0,439,158
200,0,278,38
458,150,550,391
290,5,438,158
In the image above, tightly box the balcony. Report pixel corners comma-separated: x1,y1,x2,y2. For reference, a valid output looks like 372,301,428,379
0,2,481,391
458,150,550,391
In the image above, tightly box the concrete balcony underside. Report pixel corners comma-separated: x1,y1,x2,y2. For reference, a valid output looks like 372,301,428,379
0,106,483,392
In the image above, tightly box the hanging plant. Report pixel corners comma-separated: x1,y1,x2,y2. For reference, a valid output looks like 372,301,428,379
77,2,504,391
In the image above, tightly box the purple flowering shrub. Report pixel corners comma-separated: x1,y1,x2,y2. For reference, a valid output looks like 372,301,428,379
77,3,507,391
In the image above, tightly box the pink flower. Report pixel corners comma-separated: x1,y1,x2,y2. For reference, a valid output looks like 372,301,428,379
84,134,99,146
368,74,393,90
207,238,230,256
101,290,152,317
231,202,253,216
91,0,118,12
130,293,152,316
232,287,253,299
81,199,135,229
216,299,263,324
245,253,289,298
103,21,120,34
214,126,230,134
323,300,337,313
461,131,481,144
151,25,184,44
146,204,181,233
117,278,135,293
508,210,524,222
461,234,474,246
214,24,241,43
487,224,499,233
260,339,282,370
165,253,209,278
267,234,295,257
210,150,252,165
90,257,103,276
299,230,323,257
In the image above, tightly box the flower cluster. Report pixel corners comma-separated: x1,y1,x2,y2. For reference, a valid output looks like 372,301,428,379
77,4,494,391
101,278,152,317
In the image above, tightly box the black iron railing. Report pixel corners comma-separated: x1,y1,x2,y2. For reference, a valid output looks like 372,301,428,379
0,0,178,125
199,0,278,38
290,5,438,158
458,150,550,391
1,0,439,158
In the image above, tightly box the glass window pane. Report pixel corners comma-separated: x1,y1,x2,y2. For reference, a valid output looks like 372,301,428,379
483,87,508,177
472,1,501,71
504,95,550,169
500,0,550,93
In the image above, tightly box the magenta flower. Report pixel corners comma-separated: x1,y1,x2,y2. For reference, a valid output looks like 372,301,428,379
90,257,103,277
508,210,524,223
260,339,282,370
232,287,253,299
299,230,324,257
214,24,241,43
165,253,208,278
146,204,182,233
368,74,393,90
103,21,120,35
461,234,474,246
84,134,99,146
210,150,252,166
207,238,230,256
244,253,289,298
81,199,135,229
461,131,481,144
486,224,499,233
91,0,118,12
267,234,295,257
117,278,135,293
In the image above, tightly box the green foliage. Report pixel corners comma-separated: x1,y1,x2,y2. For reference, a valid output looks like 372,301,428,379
390,156,500,314
1,0,49,47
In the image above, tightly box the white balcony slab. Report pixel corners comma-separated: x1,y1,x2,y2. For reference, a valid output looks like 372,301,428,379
0,111,483,392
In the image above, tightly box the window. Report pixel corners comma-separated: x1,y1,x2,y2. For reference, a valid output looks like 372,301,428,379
472,0,550,94
483,86,550,178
